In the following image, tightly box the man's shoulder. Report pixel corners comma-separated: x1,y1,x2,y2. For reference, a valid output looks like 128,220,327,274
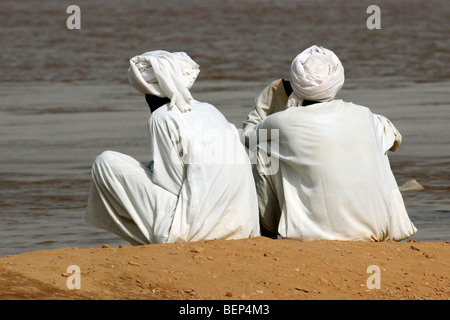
332,100,373,114
148,105,170,124
266,100,373,120
149,100,221,123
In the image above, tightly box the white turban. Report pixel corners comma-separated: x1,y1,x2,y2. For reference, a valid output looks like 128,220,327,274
287,45,345,108
128,50,200,112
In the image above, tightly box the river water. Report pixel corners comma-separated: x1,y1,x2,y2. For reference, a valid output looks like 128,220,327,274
0,0,448,256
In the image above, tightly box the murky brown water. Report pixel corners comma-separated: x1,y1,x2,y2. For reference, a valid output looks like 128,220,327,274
0,0,448,256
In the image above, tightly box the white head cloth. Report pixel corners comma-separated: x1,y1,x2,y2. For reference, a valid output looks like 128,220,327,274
128,50,200,112
287,45,345,108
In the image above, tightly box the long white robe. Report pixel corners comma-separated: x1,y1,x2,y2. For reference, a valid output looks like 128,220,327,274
243,79,417,241
86,100,260,245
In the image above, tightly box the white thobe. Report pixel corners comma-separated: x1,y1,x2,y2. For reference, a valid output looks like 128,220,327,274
86,100,260,245
243,79,417,241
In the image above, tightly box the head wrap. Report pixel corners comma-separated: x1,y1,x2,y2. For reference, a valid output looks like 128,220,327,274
287,45,344,108
128,50,200,112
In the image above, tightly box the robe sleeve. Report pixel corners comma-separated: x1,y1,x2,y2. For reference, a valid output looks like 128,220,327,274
148,115,185,196
242,79,289,144
240,80,289,235
372,113,403,153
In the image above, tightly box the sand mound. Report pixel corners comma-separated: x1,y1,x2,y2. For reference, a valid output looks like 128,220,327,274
0,237,448,300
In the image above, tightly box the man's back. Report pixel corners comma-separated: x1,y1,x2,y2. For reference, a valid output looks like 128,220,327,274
256,100,417,241
150,101,260,242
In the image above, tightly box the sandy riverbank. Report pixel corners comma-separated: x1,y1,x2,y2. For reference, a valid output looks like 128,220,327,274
0,237,448,300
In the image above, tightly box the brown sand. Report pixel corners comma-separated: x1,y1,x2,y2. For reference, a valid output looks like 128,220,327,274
0,237,448,300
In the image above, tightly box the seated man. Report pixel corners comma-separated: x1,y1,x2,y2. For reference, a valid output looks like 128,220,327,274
86,50,260,245
243,45,416,241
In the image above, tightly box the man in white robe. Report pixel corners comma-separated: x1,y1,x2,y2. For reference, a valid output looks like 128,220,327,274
86,50,260,245
243,45,416,241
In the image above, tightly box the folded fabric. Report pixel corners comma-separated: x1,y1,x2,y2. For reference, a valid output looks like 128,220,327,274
288,45,345,107
128,50,200,112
